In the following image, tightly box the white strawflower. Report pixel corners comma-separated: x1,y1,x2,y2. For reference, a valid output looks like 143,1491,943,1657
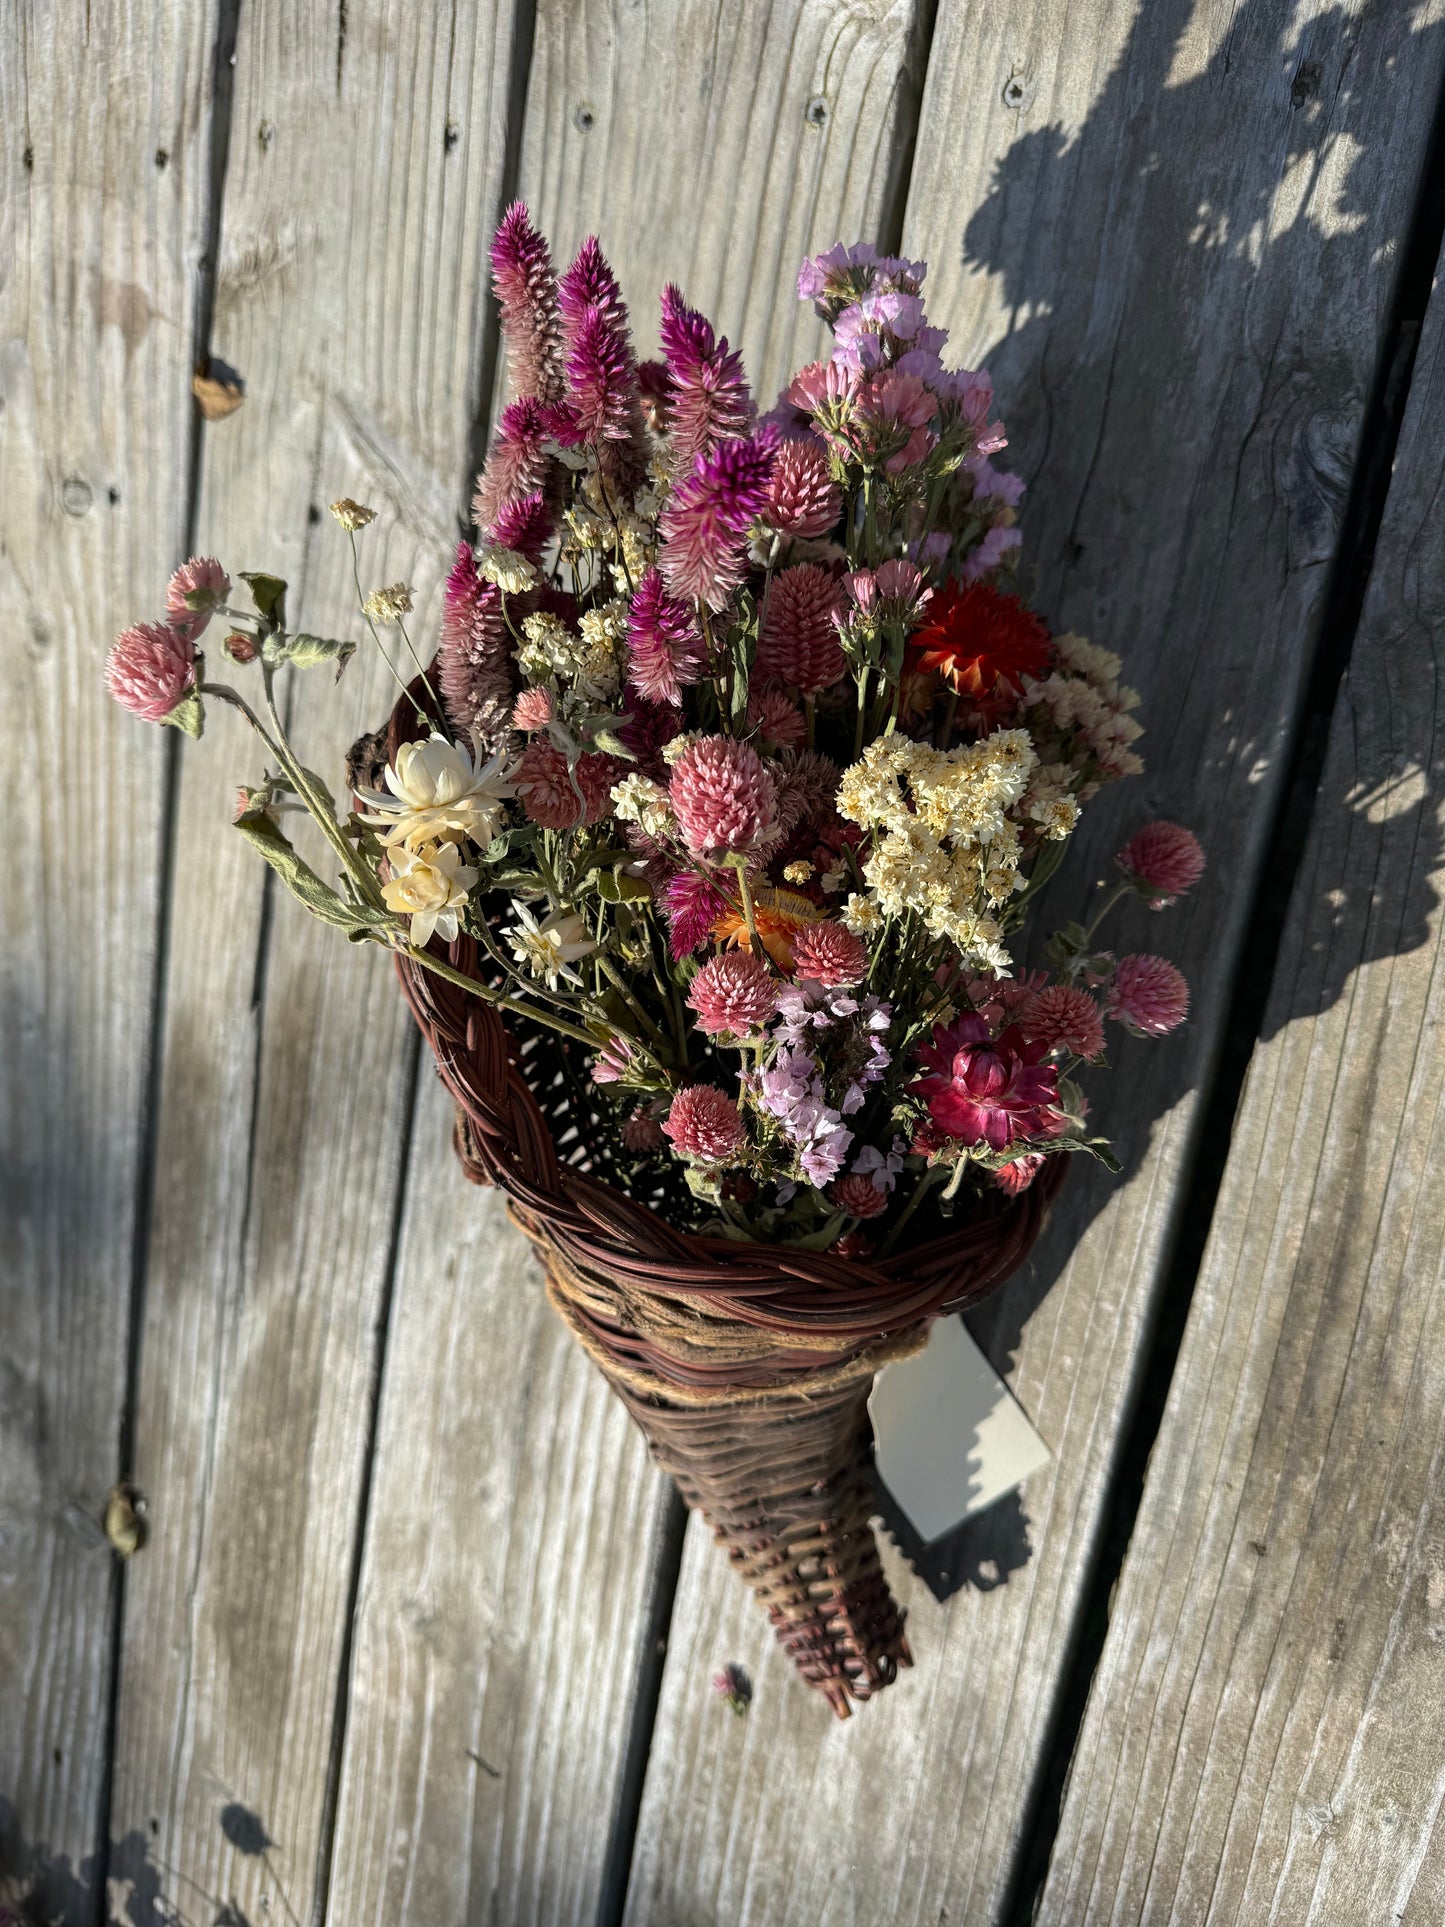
382,842,477,946
505,902,598,989
358,731,514,852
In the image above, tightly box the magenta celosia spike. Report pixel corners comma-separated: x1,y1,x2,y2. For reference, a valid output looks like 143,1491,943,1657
567,305,635,444
658,435,776,608
437,540,514,748
490,489,553,562
473,396,552,529
664,869,730,959
626,567,709,704
559,235,629,342
490,202,564,404
658,284,753,467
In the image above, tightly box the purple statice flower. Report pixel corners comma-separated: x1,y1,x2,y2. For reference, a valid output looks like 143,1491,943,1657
659,284,754,467
935,366,1007,454
757,1044,852,1189
627,567,709,704
961,524,1024,583
490,202,564,404
840,998,892,1113
437,540,513,748
664,869,730,959
831,291,929,373
490,488,553,562
852,1141,904,1194
965,452,1026,508
658,434,776,609
797,243,928,322
474,397,552,529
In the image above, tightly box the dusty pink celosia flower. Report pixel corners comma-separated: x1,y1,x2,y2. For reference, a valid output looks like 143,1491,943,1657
687,952,778,1035
831,1173,889,1219
1116,820,1205,907
658,435,776,609
516,741,614,829
490,202,564,404
566,304,635,445
627,568,708,704
910,1014,1062,1151
668,735,776,855
474,397,551,527
791,922,869,989
1021,984,1105,1060
994,1152,1046,1196
765,438,841,537
105,621,196,722
747,686,805,749
558,235,629,341
165,556,230,639
437,541,513,747
664,869,731,959
490,488,553,561
591,1035,634,1085
663,1084,747,1163
512,686,552,731
1107,955,1189,1037
755,563,846,695
660,284,753,467
621,1109,666,1152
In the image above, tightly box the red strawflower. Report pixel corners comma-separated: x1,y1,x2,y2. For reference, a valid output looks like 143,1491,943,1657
908,579,1053,715
910,1014,1061,1152
994,1152,1046,1196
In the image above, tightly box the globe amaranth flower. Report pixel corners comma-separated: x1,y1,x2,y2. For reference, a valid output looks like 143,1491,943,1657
505,901,597,989
358,731,514,852
1116,821,1205,907
910,1013,1062,1151
755,563,846,696
1021,984,1105,1060
381,841,478,947
516,741,615,829
907,579,1053,714
621,1108,667,1152
105,621,197,723
790,921,869,989
668,735,776,856
663,1084,747,1163
764,438,841,537
830,1172,890,1220
1106,954,1189,1037
165,556,230,640
747,687,805,750
687,952,777,1036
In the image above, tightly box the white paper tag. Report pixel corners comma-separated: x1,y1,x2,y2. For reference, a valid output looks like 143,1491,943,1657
869,1315,1052,1542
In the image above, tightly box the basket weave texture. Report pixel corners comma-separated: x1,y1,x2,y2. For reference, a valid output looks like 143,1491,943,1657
374,689,1065,1715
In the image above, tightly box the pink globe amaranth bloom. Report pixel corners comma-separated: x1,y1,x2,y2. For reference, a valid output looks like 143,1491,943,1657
621,1109,666,1153
830,1173,889,1220
994,1152,1046,1196
512,685,553,731
765,438,841,537
105,620,196,722
910,1014,1061,1152
474,396,551,526
663,1084,747,1163
833,1227,876,1259
664,868,730,959
165,555,230,639
669,736,776,856
687,951,777,1036
438,541,513,747
627,568,708,704
1117,820,1206,907
747,686,805,750
1107,955,1190,1037
516,741,615,829
490,202,564,404
791,921,869,989
1021,984,1105,1060
658,435,777,609
659,284,753,467
755,563,846,696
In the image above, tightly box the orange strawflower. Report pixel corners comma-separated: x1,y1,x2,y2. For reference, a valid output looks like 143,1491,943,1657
907,579,1053,715
712,886,821,969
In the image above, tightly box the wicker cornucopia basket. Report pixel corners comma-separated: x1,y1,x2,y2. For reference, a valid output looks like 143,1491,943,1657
369,684,1065,1716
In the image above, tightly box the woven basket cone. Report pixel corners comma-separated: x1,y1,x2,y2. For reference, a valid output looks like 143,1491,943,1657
367,680,1066,1716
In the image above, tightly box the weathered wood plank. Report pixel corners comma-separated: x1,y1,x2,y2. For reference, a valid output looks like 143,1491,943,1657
326,1078,674,1927
0,2,218,1904
104,6,519,1922
321,10,938,1920
518,0,931,411
624,5,1445,1921
1039,238,1445,1926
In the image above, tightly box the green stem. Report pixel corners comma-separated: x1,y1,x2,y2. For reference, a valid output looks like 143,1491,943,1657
349,531,432,723
395,941,599,1047
1082,879,1131,948
877,1163,944,1259
257,661,372,892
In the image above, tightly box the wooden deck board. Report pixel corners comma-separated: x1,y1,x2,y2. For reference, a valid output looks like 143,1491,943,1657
1039,233,1445,1927
0,0,219,1901
623,5,1445,1921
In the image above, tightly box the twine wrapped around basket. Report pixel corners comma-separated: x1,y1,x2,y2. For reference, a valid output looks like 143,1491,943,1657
370,689,1066,1716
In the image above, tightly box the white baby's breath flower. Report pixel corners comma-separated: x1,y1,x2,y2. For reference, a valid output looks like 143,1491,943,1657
477,542,537,594
505,902,598,989
382,842,477,947
358,731,514,852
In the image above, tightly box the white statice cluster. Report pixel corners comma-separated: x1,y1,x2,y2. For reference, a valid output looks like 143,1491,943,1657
516,602,628,703
1021,632,1143,800
836,730,1040,971
610,772,674,840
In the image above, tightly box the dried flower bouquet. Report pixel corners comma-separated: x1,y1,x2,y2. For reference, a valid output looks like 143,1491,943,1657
108,211,1201,1711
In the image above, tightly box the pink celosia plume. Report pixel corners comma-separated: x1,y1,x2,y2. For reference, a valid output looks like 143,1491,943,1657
663,869,731,959
437,541,513,747
490,202,564,404
659,284,753,467
474,397,552,529
490,488,553,561
658,436,776,609
626,568,708,704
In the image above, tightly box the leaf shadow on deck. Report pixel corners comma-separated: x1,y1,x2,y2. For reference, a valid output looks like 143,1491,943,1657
906,0,1444,1598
